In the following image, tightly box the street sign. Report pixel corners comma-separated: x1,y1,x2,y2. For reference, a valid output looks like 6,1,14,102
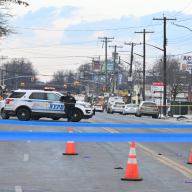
151,86,164,92
92,60,101,72
128,77,133,82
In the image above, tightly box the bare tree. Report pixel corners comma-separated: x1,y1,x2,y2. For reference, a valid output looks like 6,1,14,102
3,58,37,89
0,0,29,37
148,57,186,101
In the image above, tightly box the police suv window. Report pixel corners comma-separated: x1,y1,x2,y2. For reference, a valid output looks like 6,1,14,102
29,92,46,100
46,93,60,101
9,92,26,98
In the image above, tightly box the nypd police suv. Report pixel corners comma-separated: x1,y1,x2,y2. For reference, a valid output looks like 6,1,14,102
1,89,94,122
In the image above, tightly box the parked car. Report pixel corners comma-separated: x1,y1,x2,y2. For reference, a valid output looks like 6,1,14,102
136,101,159,118
108,101,125,114
94,104,104,112
122,104,138,115
107,96,123,113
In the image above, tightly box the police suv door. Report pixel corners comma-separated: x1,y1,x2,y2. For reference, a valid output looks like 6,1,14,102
45,93,64,114
29,92,48,113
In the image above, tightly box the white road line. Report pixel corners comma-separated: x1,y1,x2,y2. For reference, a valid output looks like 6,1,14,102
15,185,23,192
27,140,31,143
23,154,29,162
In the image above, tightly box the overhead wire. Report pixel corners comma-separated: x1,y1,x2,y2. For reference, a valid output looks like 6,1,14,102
11,23,162,32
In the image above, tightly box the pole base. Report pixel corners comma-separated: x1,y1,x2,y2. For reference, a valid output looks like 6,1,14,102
121,177,143,181
62,153,78,155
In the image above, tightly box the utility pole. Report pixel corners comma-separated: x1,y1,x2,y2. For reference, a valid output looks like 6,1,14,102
135,29,154,101
153,17,176,116
124,42,141,77
116,56,121,94
98,37,114,92
109,45,123,94
124,42,141,102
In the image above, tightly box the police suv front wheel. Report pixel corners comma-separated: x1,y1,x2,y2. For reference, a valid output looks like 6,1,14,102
72,109,83,122
17,107,31,121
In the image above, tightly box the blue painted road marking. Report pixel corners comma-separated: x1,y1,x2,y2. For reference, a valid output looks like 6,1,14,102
0,120,192,129
0,132,191,142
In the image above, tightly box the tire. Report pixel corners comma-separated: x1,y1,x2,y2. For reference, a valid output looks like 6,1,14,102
152,114,159,119
52,117,60,121
1,108,9,119
17,107,31,121
71,109,83,122
136,113,141,117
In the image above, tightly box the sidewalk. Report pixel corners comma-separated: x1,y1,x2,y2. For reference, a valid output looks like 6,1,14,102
160,114,192,123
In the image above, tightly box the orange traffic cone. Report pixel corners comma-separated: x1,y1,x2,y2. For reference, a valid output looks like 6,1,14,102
121,142,142,181
187,148,192,164
63,127,78,155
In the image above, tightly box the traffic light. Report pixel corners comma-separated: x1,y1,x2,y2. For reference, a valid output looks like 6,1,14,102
74,80,80,87
64,84,67,89
20,82,25,87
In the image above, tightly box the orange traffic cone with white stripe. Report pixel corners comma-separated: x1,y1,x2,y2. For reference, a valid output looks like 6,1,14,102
121,142,142,181
187,148,192,164
63,127,78,155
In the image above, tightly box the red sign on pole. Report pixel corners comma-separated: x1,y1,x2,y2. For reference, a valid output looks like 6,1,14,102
152,82,164,86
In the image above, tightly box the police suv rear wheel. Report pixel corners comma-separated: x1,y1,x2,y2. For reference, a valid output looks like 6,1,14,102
17,108,31,121
1,108,9,119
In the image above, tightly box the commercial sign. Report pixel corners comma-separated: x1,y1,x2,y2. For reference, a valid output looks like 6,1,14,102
151,86,164,92
180,55,192,74
101,60,114,72
92,60,101,72
152,82,164,86
151,82,164,93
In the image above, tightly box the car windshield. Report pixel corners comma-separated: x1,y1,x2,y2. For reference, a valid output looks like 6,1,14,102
126,104,138,107
9,91,26,98
115,102,125,105
142,102,157,107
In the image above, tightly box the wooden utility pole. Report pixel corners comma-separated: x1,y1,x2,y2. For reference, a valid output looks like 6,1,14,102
135,29,154,101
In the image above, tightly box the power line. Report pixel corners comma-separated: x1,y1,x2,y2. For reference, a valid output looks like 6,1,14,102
2,40,99,50
12,23,162,32
3,55,104,60
172,0,192,17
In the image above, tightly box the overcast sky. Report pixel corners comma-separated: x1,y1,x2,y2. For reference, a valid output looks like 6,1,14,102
1,0,192,81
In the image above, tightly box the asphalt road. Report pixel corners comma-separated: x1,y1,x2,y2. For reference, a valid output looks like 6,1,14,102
0,113,192,192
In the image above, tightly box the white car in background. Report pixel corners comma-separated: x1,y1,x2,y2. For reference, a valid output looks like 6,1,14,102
122,104,138,115
94,104,104,112
136,101,159,118
107,96,124,113
108,101,125,114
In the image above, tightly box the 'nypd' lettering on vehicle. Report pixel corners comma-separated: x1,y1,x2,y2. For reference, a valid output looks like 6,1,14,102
49,104,64,111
